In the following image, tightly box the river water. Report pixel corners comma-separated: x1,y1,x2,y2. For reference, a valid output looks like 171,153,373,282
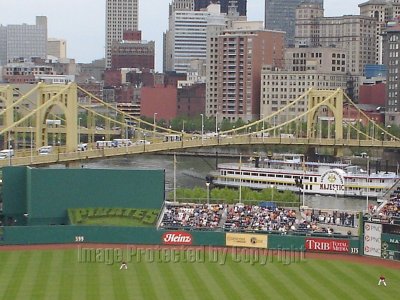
52,153,374,212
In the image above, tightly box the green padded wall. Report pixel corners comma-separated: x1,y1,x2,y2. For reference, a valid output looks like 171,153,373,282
0,226,226,246
26,168,165,225
2,167,165,225
2,166,28,225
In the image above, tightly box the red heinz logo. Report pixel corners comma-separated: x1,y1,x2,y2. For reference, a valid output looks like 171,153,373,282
162,231,192,245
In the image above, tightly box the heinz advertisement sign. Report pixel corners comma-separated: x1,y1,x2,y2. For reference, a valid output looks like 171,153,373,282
162,231,193,245
305,238,349,253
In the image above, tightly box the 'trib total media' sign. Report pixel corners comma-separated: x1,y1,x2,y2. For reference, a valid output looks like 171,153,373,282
305,238,349,253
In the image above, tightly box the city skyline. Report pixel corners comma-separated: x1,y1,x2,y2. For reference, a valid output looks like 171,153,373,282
0,0,362,71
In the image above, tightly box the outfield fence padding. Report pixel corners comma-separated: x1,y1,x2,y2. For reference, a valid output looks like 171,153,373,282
0,226,227,246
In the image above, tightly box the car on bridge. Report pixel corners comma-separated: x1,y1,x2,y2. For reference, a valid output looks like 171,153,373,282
38,146,53,155
0,149,14,159
135,140,151,145
77,143,88,151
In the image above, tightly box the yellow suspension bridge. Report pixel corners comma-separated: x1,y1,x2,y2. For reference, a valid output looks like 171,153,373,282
0,83,398,168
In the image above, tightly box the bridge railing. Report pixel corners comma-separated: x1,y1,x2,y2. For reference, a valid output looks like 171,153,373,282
1,135,400,168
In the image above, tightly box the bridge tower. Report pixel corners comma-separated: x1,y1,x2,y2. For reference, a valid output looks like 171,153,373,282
306,89,344,157
0,86,14,148
35,83,78,152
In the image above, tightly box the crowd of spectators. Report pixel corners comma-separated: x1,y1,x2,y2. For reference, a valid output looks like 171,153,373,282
160,202,358,235
372,198,400,222
160,203,224,229
303,209,356,227
223,204,314,233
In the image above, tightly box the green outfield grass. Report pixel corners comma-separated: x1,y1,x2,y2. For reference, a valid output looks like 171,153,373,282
0,248,398,300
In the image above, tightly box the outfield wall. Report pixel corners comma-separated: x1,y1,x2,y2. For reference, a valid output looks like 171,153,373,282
0,226,359,256
2,167,165,225
0,226,226,246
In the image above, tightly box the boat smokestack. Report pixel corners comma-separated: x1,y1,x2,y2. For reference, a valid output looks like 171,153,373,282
386,160,389,174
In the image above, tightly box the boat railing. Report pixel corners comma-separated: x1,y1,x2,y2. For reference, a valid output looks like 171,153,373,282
379,178,400,202
375,200,388,215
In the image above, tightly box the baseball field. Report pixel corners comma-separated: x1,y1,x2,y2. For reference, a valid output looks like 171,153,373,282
0,245,398,300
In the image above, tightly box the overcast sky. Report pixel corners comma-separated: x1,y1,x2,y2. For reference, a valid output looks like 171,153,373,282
0,0,362,70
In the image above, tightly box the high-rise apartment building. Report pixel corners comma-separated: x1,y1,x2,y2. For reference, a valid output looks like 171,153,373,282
260,47,349,122
206,11,230,117
295,2,324,47
264,0,323,46
205,5,245,117
382,22,400,125
359,0,400,64
212,21,285,122
105,0,139,69
195,0,247,16
165,3,223,74
47,38,67,59
0,16,47,66
295,5,377,78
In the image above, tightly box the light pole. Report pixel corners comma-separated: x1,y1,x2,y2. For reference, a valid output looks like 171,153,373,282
239,153,242,203
387,124,392,141
372,120,375,140
261,114,265,143
319,117,322,143
248,126,252,143
200,113,204,145
174,153,177,202
153,112,158,135
30,126,33,164
206,181,210,205
271,184,274,202
8,137,12,166
78,117,82,145
182,120,185,133
366,156,371,213
215,113,218,134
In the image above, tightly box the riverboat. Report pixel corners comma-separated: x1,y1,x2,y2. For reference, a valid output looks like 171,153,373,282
209,154,399,199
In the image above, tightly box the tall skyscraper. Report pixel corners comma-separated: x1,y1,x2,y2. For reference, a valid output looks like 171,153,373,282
195,0,247,16
105,0,139,69
265,0,323,46
382,22,400,125
0,16,47,66
359,0,400,64
165,3,223,73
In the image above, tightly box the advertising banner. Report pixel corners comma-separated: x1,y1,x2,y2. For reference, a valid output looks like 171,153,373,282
162,231,192,245
364,222,382,257
305,238,349,253
226,233,268,249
